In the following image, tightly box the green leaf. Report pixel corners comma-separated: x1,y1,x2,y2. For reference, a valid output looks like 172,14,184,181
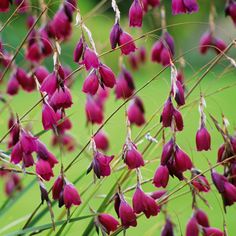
6,215,94,236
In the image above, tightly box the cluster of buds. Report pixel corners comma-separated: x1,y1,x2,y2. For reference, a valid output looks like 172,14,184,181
0,168,22,196
186,208,223,236
172,0,199,15
52,174,81,209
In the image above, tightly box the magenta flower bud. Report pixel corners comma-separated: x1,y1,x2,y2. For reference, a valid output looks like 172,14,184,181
150,190,167,200
119,200,137,228
40,72,57,95
195,209,210,227
223,181,236,206
50,86,73,110
161,218,174,236
174,80,185,106
153,165,169,188
11,142,23,165
132,186,159,218
16,67,36,92
83,46,99,70
82,71,99,95
26,43,42,63
42,103,58,130
123,142,145,169
127,97,145,126
22,153,34,167
129,0,143,27
0,0,11,12
196,126,211,151
52,176,64,200
139,46,147,63
35,159,54,181
110,23,121,49
20,130,38,154
199,32,212,54
118,30,137,55
88,151,114,178
99,64,116,88
73,37,84,63
115,68,135,99
160,47,171,66
174,146,192,172
161,139,174,165
192,175,210,192
97,214,119,234
211,171,226,193
51,9,72,41
86,96,104,124
163,32,175,56
63,183,82,209
203,227,224,236
148,0,160,8
151,41,163,63
172,0,198,15
173,109,184,131
128,53,139,70
217,144,226,163
214,38,227,54
225,1,236,26
34,66,49,84
7,74,19,96
161,97,174,127
186,217,199,236
94,131,109,151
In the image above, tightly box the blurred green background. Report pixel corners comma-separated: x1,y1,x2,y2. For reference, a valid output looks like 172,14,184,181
0,0,236,235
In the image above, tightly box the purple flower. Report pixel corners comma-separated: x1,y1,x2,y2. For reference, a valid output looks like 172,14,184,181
153,165,169,188
196,126,211,151
83,46,99,70
110,23,121,49
42,103,58,130
172,0,199,15
129,0,143,27
73,37,84,63
186,217,199,236
118,30,137,55
99,64,116,88
82,71,99,95
225,1,236,26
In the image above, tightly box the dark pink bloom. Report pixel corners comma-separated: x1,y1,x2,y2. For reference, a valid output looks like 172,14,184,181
150,190,167,200
7,74,19,95
35,159,54,181
203,227,223,236
196,126,211,151
186,217,199,236
88,151,114,178
40,72,57,95
99,64,116,88
119,200,137,228
173,109,184,131
151,41,163,63
129,0,143,27
173,80,185,106
97,214,119,234
20,130,38,154
110,23,121,49
94,131,109,151
10,142,23,165
26,43,42,62
123,142,144,169
73,37,84,63
128,53,139,70
161,218,174,236
214,38,227,54
139,46,147,63
172,0,199,15
42,103,58,130
199,32,212,54
50,86,73,110
192,175,210,192
160,47,171,66
148,0,160,8
63,183,82,209
85,96,104,124
82,71,99,95
83,46,99,70
132,186,159,218
161,97,174,127
174,146,192,172
0,0,11,12
153,165,169,188
127,97,145,126
161,139,174,165
115,68,135,99
225,1,236,26
16,67,36,92
195,209,210,227
52,175,64,200
50,9,72,41
34,66,49,84
164,32,175,56
118,30,137,55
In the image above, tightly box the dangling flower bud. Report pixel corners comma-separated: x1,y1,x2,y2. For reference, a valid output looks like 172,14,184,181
110,23,121,49
129,0,143,28
196,126,211,151
73,37,84,63
82,71,99,95
118,30,137,55
153,165,169,188
186,217,199,236
97,214,119,234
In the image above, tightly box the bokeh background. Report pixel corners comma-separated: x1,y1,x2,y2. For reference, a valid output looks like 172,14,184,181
1,0,236,235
